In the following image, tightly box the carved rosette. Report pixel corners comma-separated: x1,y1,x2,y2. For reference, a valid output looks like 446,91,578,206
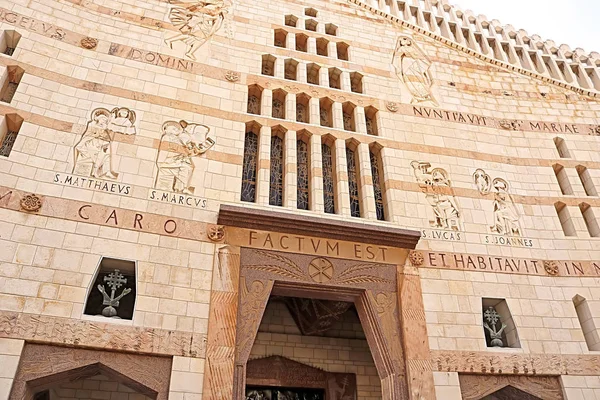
80,37,98,50
408,250,424,266
544,260,560,276
498,119,523,131
386,101,399,112
207,224,225,242
224,70,240,82
20,194,42,212
594,125,600,135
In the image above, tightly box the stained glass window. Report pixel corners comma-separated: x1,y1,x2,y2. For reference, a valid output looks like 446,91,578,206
346,147,361,217
247,95,260,114
297,139,309,210
296,103,307,123
321,143,335,214
370,150,385,221
272,99,284,119
241,130,258,202
343,112,353,131
0,130,18,157
269,135,284,206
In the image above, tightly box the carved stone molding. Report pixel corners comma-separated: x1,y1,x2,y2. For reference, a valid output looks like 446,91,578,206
10,343,172,400
459,374,563,400
0,311,205,358
20,193,42,212
433,350,600,376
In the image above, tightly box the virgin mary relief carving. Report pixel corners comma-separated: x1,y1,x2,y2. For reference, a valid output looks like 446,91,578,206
165,0,234,60
392,36,438,106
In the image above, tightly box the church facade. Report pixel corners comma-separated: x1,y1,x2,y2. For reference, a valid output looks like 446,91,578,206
1,0,600,399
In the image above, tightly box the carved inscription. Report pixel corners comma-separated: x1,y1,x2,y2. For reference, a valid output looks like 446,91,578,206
0,9,66,40
109,44,197,72
413,106,490,126
54,173,132,195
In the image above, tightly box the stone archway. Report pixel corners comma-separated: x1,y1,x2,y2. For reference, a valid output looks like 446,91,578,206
203,245,435,400
9,343,172,400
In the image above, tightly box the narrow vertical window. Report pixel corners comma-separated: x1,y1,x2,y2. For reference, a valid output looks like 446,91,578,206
296,34,308,52
306,63,320,85
269,132,284,206
1,65,24,104
274,29,287,48
0,30,21,56
577,166,597,196
241,124,259,202
319,98,333,127
342,102,356,132
0,113,23,157
328,67,341,89
272,89,286,119
316,38,329,57
580,203,600,237
285,15,298,28
553,164,573,195
247,84,263,115
555,201,577,236
554,137,570,158
297,137,310,210
325,23,338,36
261,55,276,76
296,93,310,123
284,59,298,81
350,72,363,93
365,106,379,136
573,295,600,351
322,142,335,214
370,150,385,221
336,42,349,61
346,146,361,217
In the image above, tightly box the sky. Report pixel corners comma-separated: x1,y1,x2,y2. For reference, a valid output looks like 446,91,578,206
451,0,600,54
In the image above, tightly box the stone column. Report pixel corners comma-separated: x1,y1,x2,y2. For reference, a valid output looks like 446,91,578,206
335,138,351,216
0,338,24,400
274,57,285,79
284,130,298,208
309,97,320,125
297,62,307,84
340,71,351,92
310,135,324,212
319,67,329,87
285,92,296,122
327,41,338,59
357,142,377,220
169,356,204,400
332,102,343,130
307,37,317,54
286,32,296,50
355,106,367,134
261,88,272,117
432,372,462,400
257,125,272,205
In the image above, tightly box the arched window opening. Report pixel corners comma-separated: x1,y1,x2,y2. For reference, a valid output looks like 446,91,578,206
573,295,600,351
336,42,349,61
316,38,329,57
350,72,363,93
285,15,298,28
325,23,338,36
321,136,336,214
84,257,137,320
554,137,571,158
297,131,311,210
241,122,260,202
319,98,333,128
272,89,287,120
555,201,577,236
580,203,600,237
274,29,287,48
577,165,597,196
553,164,573,195
342,102,356,132
0,30,21,56
346,141,361,218
304,8,318,17
247,84,263,115
305,19,318,32
296,93,310,123
0,113,23,157
262,55,276,76
284,58,298,80
328,67,342,89
296,33,308,52
365,106,379,136
269,127,286,207
1,65,24,103
370,146,386,221
306,63,321,85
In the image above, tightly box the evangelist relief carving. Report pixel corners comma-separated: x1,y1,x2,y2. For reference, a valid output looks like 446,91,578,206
392,36,438,106
473,169,522,236
411,161,462,231
73,107,137,179
165,0,234,60
155,120,214,194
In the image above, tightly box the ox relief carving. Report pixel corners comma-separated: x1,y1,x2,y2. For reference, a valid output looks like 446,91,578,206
473,169,522,236
392,36,438,106
411,161,462,231
73,107,137,179
155,120,214,194
165,0,234,60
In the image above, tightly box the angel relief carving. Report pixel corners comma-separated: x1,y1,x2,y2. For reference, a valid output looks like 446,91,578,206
473,169,522,236
155,120,215,194
165,0,234,60
392,36,438,106
73,107,137,179
411,161,462,231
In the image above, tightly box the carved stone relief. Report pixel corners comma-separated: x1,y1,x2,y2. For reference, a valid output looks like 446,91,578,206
411,161,462,231
392,36,438,106
20,193,43,212
225,70,240,82
165,0,234,60
282,297,352,336
385,101,398,112
155,120,214,194
73,107,137,179
208,224,225,242
473,169,522,236
408,250,424,266
498,119,523,131
544,260,559,276
80,37,98,49
458,374,563,400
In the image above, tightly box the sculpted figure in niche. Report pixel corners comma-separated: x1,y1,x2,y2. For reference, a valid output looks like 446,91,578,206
73,107,137,179
155,120,215,194
473,169,522,236
165,0,234,60
392,36,438,106
411,161,461,231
